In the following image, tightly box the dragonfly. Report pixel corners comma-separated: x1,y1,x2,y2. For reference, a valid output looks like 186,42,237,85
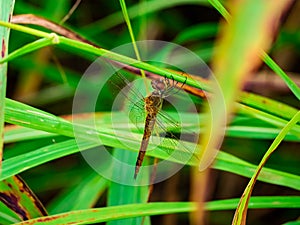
109,70,199,179
133,76,185,179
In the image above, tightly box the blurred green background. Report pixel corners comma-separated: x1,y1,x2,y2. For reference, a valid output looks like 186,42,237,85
3,0,300,224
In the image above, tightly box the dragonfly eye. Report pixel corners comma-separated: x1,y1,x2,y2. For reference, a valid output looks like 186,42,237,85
151,79,166,93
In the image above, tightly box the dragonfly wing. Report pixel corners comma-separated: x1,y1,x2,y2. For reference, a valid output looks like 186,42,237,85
154,110,199,164
126,97,146,133
109,71,149,133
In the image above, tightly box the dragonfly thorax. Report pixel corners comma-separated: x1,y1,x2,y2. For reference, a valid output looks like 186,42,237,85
144,95,163,114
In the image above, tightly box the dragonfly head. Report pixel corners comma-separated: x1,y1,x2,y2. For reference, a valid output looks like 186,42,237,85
151,78,166,95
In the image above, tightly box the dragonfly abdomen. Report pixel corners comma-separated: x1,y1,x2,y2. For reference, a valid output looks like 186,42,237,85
134,94,162,179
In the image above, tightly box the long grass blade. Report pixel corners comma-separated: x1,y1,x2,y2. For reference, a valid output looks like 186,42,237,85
232,111,300,225
0,0,15,172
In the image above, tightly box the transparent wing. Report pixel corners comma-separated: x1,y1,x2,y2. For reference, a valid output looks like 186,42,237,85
109,71,149,133
127,98,146,133
154,110,199,164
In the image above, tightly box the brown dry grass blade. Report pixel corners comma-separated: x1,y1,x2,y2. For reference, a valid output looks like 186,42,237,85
0,175,47,221
11,14,206,99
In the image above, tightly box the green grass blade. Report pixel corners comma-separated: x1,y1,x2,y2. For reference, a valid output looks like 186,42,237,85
0,36,58,64
232,111,300,225
47,171,108,214
4,111,300,144
5,98,74,137
208,0,230,20
119,0,141,61
237,103,300,137
107,148,150,225
206,196,300,210
239,92,299,124
283,221,300,225
13,197,300,225
215,151,300,191
13,202,196,225
0,139,97,181
0,0,15,171
0,201,21,224
1,134,299,190
263,52,300,100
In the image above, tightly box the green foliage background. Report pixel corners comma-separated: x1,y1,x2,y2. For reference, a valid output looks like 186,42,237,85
0,0,299,225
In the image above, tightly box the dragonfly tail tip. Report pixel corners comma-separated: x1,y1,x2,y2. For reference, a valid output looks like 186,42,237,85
134,164,140,179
